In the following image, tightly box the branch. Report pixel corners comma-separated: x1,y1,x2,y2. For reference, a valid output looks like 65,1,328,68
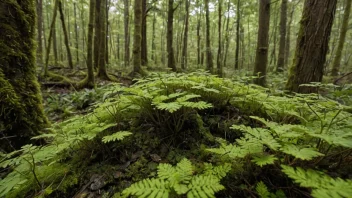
334,71,352,84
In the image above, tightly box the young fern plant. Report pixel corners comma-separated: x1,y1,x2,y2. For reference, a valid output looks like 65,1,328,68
121,159,231,198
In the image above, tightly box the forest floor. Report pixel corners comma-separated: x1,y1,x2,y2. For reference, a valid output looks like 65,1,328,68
1,69,352,198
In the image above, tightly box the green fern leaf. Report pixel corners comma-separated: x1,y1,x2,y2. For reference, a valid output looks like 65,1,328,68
181,101,213,110
122,178,170,198
156,102,182,113
281,165,352,198
256,181,270,198
102,131,132,143
187,175,224,198
175,158,194,183
280,144,324,160
158,163,177,180
203,163,231,179
251,154,277,167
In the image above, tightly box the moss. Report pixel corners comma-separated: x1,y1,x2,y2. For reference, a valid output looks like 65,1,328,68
0,0,49,151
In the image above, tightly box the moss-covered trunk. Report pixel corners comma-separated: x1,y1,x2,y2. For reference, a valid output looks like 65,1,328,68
133,0,142,74
331,0,352,76
205,0,214,73
276,0,287,72
286,0,337,93
0,0,49,152
167,0,176,71
97,0,110,80
253,0,271,86
58,0,73,69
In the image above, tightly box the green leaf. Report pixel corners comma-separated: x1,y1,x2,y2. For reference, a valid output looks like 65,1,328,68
251,154,277,167
256,181,270,198
280,144,324,160
102,131,132,143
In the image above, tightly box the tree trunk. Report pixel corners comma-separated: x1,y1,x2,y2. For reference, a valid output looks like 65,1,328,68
94,0,101,69
151,12,156,63
331,0,352,76
167,0,176,71
223,1,230,68
74,2,79,64
235,0,240,70
253,0,271,86
205,0,214,72
217,0,223,76
181,0,190,70
58,0,74,69
0,0,49,151
97,0,109,79
105,0,109,65
286,0,337,93
196,0,201,66
141,0,148,66
133,0,142,74
276,0,288,72
44,0,59,76
85,0,95,88
36,0,43,65
124,0,130,67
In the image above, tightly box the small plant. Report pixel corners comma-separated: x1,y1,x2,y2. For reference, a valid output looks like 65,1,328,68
121,159,231,198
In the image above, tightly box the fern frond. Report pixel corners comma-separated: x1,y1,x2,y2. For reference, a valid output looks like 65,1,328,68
280,144,324,160
187,175,225,198
102,131,132,143
256,181,270,198
181,101,213,110
156,102,182,113
203,163,231,179
122,178,170,198
281,165,352,198
175,158,194,183
251,154,277,167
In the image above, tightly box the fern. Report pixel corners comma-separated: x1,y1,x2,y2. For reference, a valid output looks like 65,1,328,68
251,154,277,167
281,165,352,198
256,181,271,198
122,158,230,198
280,144,324,160
102,131,132,143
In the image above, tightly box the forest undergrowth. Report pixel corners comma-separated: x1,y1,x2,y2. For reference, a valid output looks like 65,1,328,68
1,71,352,198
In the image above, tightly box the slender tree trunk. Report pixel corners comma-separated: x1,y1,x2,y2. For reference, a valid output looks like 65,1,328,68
141,0,148,66
151,12,156,63
196,0,201,66
217,0,223,76
286,0,337,93
58,0,73,69
331,0,352,76
124,0,130,67
0,0,49,151
74,2,79,65
133,0,143,74
269,3,279,68
36,0,43,65
167,0,176,71
235,0,240,70
276,0,288,72
94,0,101,69
44,0,59,76
105,0,109,65
253,0,271,86
97,0,109,79
181,0,190,70
85,0,95,88
285,2,293,68
205,0,214,72
223,1,230,68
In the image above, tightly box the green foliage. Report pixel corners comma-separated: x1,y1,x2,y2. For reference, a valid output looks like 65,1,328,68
281,165,352,198
102,131,133,143
121,159,230,198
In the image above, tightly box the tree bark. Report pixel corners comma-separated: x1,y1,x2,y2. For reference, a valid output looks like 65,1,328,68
151,12,156,63
141,0,148,66
181,0,190,70
253,0,271,86
0,0,49,151
124,0,130,67
331,0,352,76
217,0,223,76
276,0,288,72
133,0,142,74
85,0,95,88
223,1,230,68
235,0,240,70
94,0,101,69
167,0,176,71
36,0,43,65
74,2,79,64
205,0,214,73
196,0,201,66
58,0,74,69
44,0,59,76
97,0,109,79
286,0,337,93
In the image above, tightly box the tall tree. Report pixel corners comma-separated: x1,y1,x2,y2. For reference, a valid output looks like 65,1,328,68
286,0,337,93
276,0,288,72
196,0,201,66
97,0,109,79
204,0,214,72
217,0,223,76
36,0,44,65
253,0,271,86
234,0,240,70
181,0,190,70
331,0,352,76
44,0,59,76
133,0,143,74
94,0,101,69
223,1,230,67
0,0,49,151
74,2,79,64
167,0,176,71
124,0,130,67
141,0,148,66
58,0,74,69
